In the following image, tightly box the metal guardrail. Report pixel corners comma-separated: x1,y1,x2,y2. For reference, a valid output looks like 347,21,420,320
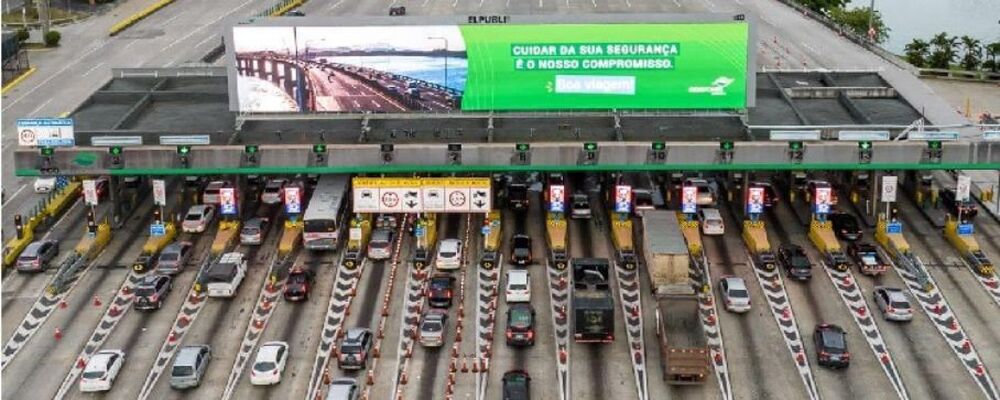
48,253,85,294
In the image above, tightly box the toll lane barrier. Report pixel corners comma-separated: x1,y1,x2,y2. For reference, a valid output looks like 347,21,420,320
108,0,176,36
269,0,304,16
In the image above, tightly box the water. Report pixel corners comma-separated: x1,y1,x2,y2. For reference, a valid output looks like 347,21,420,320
850,0,1000,54
323,56,468,92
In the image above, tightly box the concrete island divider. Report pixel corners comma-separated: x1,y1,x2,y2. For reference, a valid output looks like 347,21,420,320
108,0,177,36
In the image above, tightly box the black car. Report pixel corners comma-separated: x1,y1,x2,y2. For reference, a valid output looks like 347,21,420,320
502,370,531,400
778,244,812,281
427,274,456,308
828,213,862,241
814,323,850,368
284,267,313,302
941,188,978,220
135,274,173,311
510,234,533,266
505,303,536,346
338,328,374,370
133,253,157,273
389,5,406,15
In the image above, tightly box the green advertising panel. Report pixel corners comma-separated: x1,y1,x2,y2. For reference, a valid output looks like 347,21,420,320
459,23,749,110
231,21,749,113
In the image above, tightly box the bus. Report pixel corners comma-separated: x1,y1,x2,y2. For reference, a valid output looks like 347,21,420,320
303,175,351,250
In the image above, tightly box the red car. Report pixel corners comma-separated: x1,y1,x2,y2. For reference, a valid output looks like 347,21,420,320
284,267,313,301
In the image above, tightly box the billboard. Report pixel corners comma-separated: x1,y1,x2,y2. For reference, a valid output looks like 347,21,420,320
746,186,764,215
814,186,832,215
681,185,698,214
229,16,751,113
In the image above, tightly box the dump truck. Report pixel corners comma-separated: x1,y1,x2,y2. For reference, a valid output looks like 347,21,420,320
642,210,709,385
571,258,614,343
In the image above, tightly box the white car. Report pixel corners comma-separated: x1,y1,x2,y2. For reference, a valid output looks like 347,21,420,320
435,239,463,270
261,179,287,204
719,276,751,313
505,269,531,303
698,208,725,236
202,181,231,205
34,177,57,193
182,205,216,233
250,341,289,385
79,349,125,392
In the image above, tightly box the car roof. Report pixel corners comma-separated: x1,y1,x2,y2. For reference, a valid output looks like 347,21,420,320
509,303,533,313
345,328,369,341
721,276,746,290
880,287,907,299
257,342,287,361
176,346,206,364
507,269,528,282
206,181,228,189
24,241,47,251
189,204,211,213
139,274,166,285
440,239,460,250
245,218,265,226
163,242,187,252
86,350,120,371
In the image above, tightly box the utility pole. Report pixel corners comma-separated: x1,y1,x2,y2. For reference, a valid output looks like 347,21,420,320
866,0,876,42
35,0,50,38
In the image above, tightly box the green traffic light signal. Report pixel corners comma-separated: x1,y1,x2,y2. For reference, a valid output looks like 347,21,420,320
928,141,942,150
720,141,734,151
858,141,871,150
109,146,122,156
40,147,54,156
516,143,530,152
177,145,191,155
584,142,597,151
652,141,665,151
245,145,259,154
313,144,327,153
789,141,803,151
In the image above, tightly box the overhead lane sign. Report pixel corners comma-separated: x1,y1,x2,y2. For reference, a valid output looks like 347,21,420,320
352,177,491,214
17,118,75,147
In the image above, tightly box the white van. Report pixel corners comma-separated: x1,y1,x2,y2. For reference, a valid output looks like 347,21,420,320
698,208,725,236
205,252,247,297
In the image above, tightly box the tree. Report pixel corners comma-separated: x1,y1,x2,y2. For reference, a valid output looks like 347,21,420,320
797,0,847,14
827,7,890,44
43,30,61,47
958,35,982,71
928,32,958,69
904,39,930,67
981,41,1000,72
14,28,30,43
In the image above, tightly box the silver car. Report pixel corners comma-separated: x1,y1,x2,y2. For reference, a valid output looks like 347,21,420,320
240,218,270,245
156,242,192,275
170,345,211,389
16,239,58,272
419,310,448,347
873,287,913,322
719,276,751,313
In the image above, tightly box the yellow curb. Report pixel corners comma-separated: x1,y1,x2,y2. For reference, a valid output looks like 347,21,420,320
109,0,175,36
1,66,36,94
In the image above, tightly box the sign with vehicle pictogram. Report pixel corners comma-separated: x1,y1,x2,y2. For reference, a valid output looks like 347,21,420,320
351,177,490,214
353,188,379,213
17,118,75,147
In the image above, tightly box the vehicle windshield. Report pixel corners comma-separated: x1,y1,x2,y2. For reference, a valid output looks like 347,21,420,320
370,240,389,249
822,331,846,352
759,253,776,263
430,279,451,289
439,251,456,259
890,300,909,309
18,255,37,262
509,309,532,328
304,219,335,233
242,227,260,235
136,285,157,296
253,361,276,372
341,342,363,354
509,283,527,291
634,191,653,207
185,213,201,221
860,255,877,264
264,186,281,193
422,321,443,332
728,289,749,298
513,237,531,248
82,370,106,379
289,273,307,284
792,257,810,267
171,365,194,377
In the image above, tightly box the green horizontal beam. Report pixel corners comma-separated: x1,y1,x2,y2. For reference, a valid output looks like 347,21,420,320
16,162,1000,177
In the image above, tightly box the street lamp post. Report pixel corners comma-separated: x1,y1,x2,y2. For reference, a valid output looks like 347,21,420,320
867,0,876,42
428,36,449,92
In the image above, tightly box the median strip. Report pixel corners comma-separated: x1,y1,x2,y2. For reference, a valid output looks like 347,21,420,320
1,67,36,94
108,0,176,36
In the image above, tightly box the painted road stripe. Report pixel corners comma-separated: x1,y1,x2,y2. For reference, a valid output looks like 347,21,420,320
545,263,571,400
615,264,651,400
694,256,733,400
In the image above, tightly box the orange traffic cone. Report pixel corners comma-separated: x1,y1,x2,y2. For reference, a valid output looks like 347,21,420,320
54,328,63,341
461,354,469,373
471,356,479,373
92,295,101,307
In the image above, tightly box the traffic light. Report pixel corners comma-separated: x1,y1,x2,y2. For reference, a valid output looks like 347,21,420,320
650,142,666,163
582,142,598,164
927,141,942,163
86,210,97,234
177,145,191,167
858,141,872,164
719,141,734,164
312,143,327,165
109,146,123,169
447,143,462,165
39,147,55,172
244,144,259,165
14,214,23,239
153,208,162,224
381,143,395,164
788,141,804,164
513,143,531,165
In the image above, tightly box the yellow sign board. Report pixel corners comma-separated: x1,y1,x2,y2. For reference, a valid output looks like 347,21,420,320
352,177,490,188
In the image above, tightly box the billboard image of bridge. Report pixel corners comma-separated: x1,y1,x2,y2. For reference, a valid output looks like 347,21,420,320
230,17,751,113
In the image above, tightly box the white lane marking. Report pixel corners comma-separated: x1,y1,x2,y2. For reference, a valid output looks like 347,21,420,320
162,11,184,26
162,0,256,52
28,98,53,117
329,0,345,10
2,39,110,112
671,0,681,7
82,62,105,77
195,34,217,48
538,0,542,7
701,0,716,10
454,0,461,8
506,0,510,7
801,42,820,56
591,0,596,7
123,40,138,50
425,0,433,7
1,184,29,208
